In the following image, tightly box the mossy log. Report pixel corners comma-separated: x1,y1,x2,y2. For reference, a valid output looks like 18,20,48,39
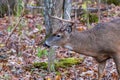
33,57,84,70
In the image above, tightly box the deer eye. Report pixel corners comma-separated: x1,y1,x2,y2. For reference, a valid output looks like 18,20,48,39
56,34,61,37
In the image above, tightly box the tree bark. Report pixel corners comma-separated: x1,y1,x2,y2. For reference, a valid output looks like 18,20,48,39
44,0,64,35
63,0,72,20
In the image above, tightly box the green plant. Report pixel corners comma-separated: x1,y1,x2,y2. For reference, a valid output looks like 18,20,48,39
81,1,98,25
36,48,48,58
7,26,12,32
82,0,91,28
15,0,24,16
36,24,42,31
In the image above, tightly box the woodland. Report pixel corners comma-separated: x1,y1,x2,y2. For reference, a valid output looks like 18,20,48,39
0,0,120,80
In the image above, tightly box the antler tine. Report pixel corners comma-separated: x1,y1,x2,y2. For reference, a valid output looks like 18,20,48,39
49,15,75,23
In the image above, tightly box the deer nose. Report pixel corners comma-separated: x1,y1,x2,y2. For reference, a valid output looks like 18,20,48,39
43,42,50,48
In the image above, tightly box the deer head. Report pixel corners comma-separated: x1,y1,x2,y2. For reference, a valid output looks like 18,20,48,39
44,23,75,49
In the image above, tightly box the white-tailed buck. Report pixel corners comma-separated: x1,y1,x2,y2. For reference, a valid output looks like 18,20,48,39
44,18,120,80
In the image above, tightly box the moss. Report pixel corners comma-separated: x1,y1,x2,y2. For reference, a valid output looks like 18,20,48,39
55,57,83,68
33,62,48,69
33,57,84,70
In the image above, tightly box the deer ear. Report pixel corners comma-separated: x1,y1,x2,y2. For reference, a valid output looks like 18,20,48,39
65,23,74,33
63,23,73,39
66,25,72,33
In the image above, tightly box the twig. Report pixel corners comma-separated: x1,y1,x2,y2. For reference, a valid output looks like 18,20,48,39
5,17,22,46
50,15,75,23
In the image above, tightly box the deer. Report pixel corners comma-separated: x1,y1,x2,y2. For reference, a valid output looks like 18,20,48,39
44,18,120,80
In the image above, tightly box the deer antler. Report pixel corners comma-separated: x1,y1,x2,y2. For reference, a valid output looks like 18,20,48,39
49,15,75,23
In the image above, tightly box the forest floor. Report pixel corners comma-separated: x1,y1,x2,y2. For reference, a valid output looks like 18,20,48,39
0,4,120,80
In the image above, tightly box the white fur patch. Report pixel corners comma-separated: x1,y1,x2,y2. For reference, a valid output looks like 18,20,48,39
52,46,59,49
64,44,73,50
45,41,49,45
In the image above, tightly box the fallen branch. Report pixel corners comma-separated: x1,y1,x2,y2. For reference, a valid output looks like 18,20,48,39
5,17,22,46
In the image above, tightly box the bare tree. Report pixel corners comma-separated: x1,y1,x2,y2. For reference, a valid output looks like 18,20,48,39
44,0,64,35
64,0,72,20
43,0,72,72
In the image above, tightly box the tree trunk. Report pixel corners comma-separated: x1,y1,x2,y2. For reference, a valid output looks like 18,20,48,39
44,0,64,72
63,0,72,20
44,0,64,35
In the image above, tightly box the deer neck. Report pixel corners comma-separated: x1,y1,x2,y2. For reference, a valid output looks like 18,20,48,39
64,31,97,57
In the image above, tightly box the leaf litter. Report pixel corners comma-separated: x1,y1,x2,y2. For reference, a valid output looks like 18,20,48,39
0,5,120,80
